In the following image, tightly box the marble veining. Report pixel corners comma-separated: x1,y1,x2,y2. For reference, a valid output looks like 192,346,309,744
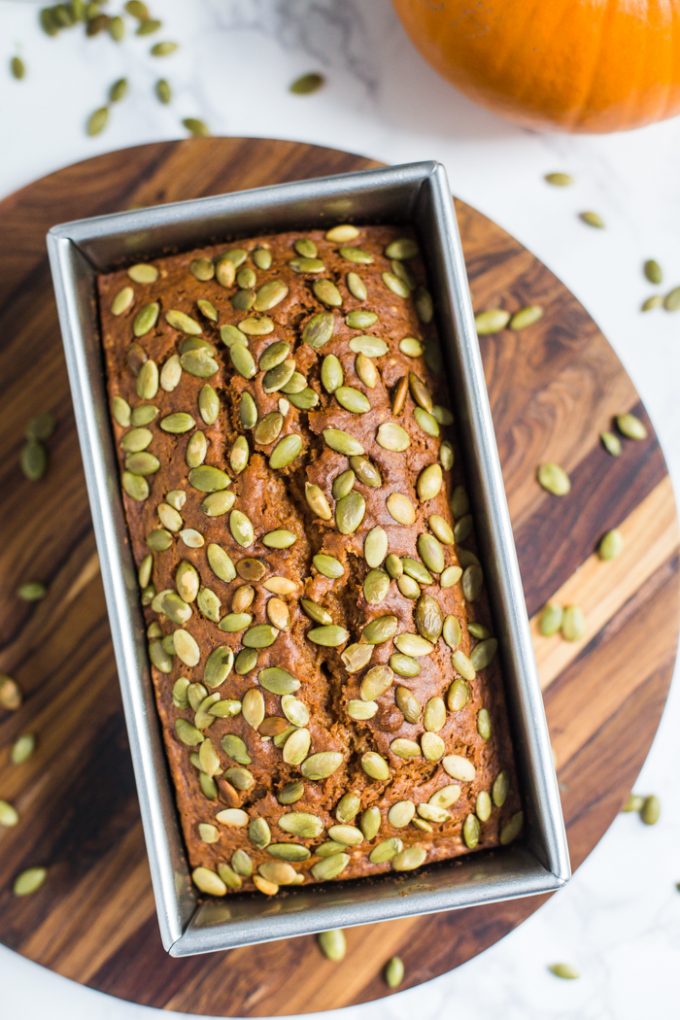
1,1,679,1018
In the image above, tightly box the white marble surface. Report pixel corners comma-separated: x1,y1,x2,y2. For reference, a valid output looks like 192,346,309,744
2,1,680,1018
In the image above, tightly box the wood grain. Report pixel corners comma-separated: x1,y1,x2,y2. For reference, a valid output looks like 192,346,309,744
0,138,677,1016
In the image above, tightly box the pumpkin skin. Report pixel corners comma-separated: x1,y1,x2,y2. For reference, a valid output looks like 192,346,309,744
392,0,680,133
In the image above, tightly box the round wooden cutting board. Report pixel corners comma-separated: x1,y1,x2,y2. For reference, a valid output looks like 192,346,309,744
0,138,678,1016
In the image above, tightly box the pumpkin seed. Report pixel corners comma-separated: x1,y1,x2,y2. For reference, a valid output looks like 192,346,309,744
0,675,22,711
301,751,344,780
219,612,252,633
314,278,343,307
313,553,344,579
239,315,274,335
641,794,661,825
0,800,19,827
643,259,663,285
325,224,359,242
13,867,47,897
227,509,253,548
463,813,481,849
548,963,580,980
440,564,462,588
388,801,415,828
253,411,283,446
386,492,415,526
624,794,645,813
579,210,605,229
477,707,492,740
350,455,382,487
598,528,623,560
641,294,663,311
307,624,349,647
469,638,497,672
341,643,373,673
415,595,443,643
347,699,378,720
227,342,254,380
663,285,680,311
417,533,445,574
269,433,303,469
188,465,229,492
616,412,647,440
311,853,350,881
539,602,563,636
259,666,300,695
429,514,453,545
20,439,47,481
240,276,282,311
11,733,35,764
111,396,131,427
599,430,622,457
290,71,325,94
243,624,278,648
361,615,398,645
166,308,202,334
323,427,364,456
421,731,445,760
262,528,296,549
423,695,446,732
492,771,509,807
364,526,388,568
304,482,332,520
133,301,160,338
221,733,251,765
376,422,410,451
300,599,332,626
122,471,149,501
335,491,366,534
451,649,476,681
416,464,442,501
335,386,371,414
361,751,390,781
509,305,543,330
544,171,573,187
369,837,402,864
395,685,420,722
475,309,510,334
537,462,571,496
393,845,427,871
561,604,585,641
18,580,47,602
86,105,109,136
349,335,387,356
318,929,346,962
159,412,195,435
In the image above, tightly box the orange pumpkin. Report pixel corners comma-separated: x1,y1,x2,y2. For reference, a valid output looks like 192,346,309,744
392,0,680,133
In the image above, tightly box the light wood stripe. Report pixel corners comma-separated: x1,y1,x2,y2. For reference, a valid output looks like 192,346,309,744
532,476,679,690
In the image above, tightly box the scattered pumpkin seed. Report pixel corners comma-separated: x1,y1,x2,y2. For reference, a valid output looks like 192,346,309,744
641,794,661,825
318,928,346,961
290,71,325,94
17,581,47,602
384,955,405,988
13,867,47,897
544,171,573,187
561,605,585,642
475,309,510,334
509,305,543,330
155,77,172,104
183,117,210,137
615,412,647,440
643,259,663,285
579,210,605,229
109,77,128,102
539,602,563,636
537,462,571,496
663,286,680,311
548,963,580,980
0,675,22,711
600,430,622,457
20,440,47,481
11,733,36,764
598,528,623,560
86,106,109,136
151,40,178,56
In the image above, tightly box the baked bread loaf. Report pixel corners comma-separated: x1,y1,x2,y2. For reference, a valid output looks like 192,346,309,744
98,224,521,898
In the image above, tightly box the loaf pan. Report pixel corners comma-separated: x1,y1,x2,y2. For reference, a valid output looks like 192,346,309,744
47,160,570,956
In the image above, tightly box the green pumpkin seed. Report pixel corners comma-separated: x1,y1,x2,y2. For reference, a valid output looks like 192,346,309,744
159,412,195,434
415,595,443,643
269,433,303,469
151,40,178,56
86,106,109,136
313,279,342,307
300,751,344,780
350,455,382,487
641,794,661,825
616,412,647,440
376,422,410,452
364,526,388,568
561,604,585,642
0,800,19,827
548,963,580,980
537,462,571,496
452,649,476,681
254,280,289,311
492,771,509,807
307,624,349,648
126,452,160,476
663,285,680,311
304,482,332,520
598,528,623,560
349,335,388,357
257,667,298,696
290,71,325,94
509,305,543,330
111,396,131,427
262,528,296,549
346,309,377,329
391,737,420,759
539,602,563,636
477,707,492,740
463,813,481,849
323,427,364,456
252,411,282,446
318,929,346,962
642,258,663,285
362,615,398,645
133,301,160,337
469,638,497,671
185,431,207,468
440,564,462,588
600,430,622,456
111,285,134,317
340,643,373,673
382,271,410,298
332,469,356,501
218,612,252,633
369,837,402,865
386,236,419,259
335,386,371,414
462,563,483,601
313,553,344,578
243,624,278,648
335,491,366,534
416,464,442,501
300,599,332,625
641,294,663,311
579,210,605,229
0,676,21,711
188,465,230,492
393,845,427,872
13,867,47,897
544,171,573,187
11,732,35,764
417,533,445,574
428,514,453,545
17,580,46,602
386,492,415,525
475,309,510,335
166,308,202,334
301,311,334,350
122,472,149,501
227,509,253,548
320,354,343,393
361,751,390,781
398,336,423,357
239,315,274,335
311,853,350,881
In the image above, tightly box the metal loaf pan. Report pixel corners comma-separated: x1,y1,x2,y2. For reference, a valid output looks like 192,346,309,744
47,160,570,956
